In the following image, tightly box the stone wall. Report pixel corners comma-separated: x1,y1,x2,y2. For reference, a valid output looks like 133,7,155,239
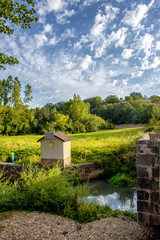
66,162,105,181
0,161,104,181
136,133,160,226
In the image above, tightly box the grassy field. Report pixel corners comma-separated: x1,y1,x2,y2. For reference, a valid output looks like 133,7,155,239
0,127,144,184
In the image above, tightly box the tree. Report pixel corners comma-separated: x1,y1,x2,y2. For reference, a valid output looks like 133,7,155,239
104,95,119,104
0,75,13,105
54,101,66,112
44,103,55,111
130,92,143,100
150,95,160,103
23,84,33,104
0,0,38,70
84,96,102,110
11,77,22,108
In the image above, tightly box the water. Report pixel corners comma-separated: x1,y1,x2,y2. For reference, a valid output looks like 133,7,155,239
83,179,137,212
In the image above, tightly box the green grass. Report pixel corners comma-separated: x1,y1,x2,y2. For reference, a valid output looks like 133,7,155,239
0,166,137,224
0,135,42,164
71,127,144,182
0,127,144,182
71,127,143,164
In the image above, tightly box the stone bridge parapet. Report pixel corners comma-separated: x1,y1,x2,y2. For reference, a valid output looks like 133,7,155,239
136,133,160,226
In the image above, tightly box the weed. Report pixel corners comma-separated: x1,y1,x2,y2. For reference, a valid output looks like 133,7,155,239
62,231,68,236
0,225,4,233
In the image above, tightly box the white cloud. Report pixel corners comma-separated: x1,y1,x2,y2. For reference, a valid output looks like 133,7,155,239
122,49,133,59
80,55,95,70
131,71,144,78
123,79,128,86
44,24,52,33
156,41,160,50
62,28,75,39
109,27,128,47
141,56,160,70
48,35,58,45
111,58,119,65
34,33,48,48
112,80,118,86
74,35,89,49
136,33,154,58
83,0,100,7
47,0,66,12
94,40,108,58
122,1,154,29
56,9,75,24
90,10,108,40
109,70,118,77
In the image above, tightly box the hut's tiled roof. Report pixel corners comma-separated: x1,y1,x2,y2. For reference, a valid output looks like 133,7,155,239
37,132,73,142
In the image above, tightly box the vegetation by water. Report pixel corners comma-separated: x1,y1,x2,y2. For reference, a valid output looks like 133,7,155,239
0,166,137,223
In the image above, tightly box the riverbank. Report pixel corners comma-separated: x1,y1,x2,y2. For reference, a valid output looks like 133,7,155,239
0,211,159,240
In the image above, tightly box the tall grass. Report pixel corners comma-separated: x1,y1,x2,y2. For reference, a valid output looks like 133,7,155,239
0,127,144,185
0,167,137,223
71,128,144,182
0,135,42,164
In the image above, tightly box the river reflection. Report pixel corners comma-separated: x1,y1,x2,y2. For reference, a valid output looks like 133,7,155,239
83,179,137,212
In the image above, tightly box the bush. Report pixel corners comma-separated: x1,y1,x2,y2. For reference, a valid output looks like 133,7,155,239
0,167,137,223
108,173,136,187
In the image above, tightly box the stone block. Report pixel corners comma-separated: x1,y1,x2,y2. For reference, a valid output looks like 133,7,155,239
137,190,149,200
152,166,159,178
149,214,160,226
149,133,160,140
137,177,159,190
137,212,149,225
151,192,160,202
136,153,158,166
137,166,149,178
151,147,159,154
137,200,149,213
147,140,160,148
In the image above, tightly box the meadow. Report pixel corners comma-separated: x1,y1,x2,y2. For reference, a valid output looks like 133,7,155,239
0,127,144,186
0,127,144,222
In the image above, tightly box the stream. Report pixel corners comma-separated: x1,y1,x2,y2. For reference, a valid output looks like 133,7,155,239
83,179,137,212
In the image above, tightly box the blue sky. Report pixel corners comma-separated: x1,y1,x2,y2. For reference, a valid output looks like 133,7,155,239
1,0,160,108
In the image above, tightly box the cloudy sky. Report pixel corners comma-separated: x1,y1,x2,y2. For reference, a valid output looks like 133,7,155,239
1,0,160,108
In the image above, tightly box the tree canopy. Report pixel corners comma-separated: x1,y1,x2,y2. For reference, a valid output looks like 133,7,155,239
0,0,38,70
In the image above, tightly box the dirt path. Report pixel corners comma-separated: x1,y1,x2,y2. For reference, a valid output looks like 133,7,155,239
115,124,146,129
0,211,159,240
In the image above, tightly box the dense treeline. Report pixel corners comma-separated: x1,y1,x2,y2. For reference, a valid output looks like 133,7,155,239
0,76,160,135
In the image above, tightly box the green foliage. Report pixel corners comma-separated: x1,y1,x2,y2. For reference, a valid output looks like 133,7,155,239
150,95,160,103
0,166,137,223
92,99,153,125
108,173,136,187
130,92,143,100
145,105,160,132
104,95,119,104
84,96,102,110
0,53,19,70
23,84,33,104
71,127,143,179
0,134,41,164
0,166,94,221
0,0,38,70
0,128,143,182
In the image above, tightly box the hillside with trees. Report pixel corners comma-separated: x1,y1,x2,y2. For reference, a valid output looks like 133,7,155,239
0,81,160,136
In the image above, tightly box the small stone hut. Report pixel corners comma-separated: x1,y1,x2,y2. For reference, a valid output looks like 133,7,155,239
37,132,73,168
136,133,160,226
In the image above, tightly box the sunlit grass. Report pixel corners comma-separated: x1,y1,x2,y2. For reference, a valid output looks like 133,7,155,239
0,127,144,167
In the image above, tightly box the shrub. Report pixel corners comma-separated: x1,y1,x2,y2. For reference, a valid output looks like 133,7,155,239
108,173,136,187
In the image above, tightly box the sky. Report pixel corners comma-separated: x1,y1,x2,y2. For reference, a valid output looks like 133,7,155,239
1,0,160,108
